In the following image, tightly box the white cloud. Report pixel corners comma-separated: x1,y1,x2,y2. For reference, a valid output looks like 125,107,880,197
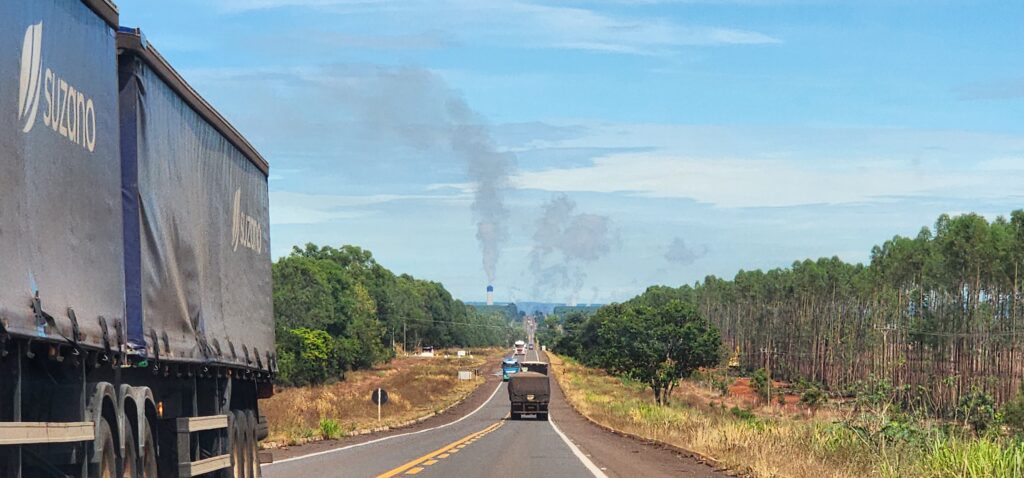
214,0,377,12
514,153,1020,208
211,0,780,53
270,205,367,225
977,157,1024,171
269,190,469,225
501,121,1024,208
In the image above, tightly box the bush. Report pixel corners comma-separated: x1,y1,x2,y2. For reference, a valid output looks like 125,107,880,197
277,328,341,386
849,375,900,414
730,406,755,421
956,386,997,433
319,418,341,440
752,368,771,404
1001,387,1024,437
801,386,827,415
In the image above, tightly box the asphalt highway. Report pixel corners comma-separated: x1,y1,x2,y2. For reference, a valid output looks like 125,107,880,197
261,348,602,478
261,346,724,478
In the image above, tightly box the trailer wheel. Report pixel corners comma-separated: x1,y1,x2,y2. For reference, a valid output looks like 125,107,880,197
230,411,248,478
92,418,117,478
140,421,158,478
122,424,138,478
245,411,262,478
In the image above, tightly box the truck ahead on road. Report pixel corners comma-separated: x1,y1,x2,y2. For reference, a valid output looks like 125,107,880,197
520,361,549,375
502,357,520,381
508,371,550,421
514,340,526,356
2,1,273,476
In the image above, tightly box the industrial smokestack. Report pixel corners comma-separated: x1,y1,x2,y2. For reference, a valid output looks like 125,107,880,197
486,285,494,306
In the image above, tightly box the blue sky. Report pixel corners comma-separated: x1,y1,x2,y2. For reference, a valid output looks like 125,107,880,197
117,0,1024,304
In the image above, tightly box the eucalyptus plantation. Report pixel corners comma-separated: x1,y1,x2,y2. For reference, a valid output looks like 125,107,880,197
695,211,1024,415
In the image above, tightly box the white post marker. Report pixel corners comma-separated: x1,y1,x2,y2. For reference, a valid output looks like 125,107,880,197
372,388,388,423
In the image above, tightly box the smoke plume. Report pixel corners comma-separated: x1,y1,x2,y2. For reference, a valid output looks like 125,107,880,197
664,237,708,265
530,194,616,302
346,67,514,284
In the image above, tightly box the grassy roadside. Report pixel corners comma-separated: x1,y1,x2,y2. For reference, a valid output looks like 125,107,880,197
548,354,1024,478
262,348,501,448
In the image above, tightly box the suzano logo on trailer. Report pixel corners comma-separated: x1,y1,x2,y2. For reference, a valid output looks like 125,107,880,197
17,22,99,152
231,188,264,254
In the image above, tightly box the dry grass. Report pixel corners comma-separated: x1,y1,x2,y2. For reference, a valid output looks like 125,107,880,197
549,354,907,478
262,348,501,448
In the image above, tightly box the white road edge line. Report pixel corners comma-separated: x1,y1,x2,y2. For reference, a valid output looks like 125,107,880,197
548,416,609,478
264,379,504,467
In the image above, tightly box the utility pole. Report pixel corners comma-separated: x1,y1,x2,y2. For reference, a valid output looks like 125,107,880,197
403,321,407,355
766,345,772,407
761,345,772,407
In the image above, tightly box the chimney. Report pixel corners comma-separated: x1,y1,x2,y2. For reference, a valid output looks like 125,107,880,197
486,285,494,306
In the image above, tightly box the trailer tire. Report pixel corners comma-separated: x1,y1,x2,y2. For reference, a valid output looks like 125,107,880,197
92,418,117,478
245,410,261,478
230,410,248,478
140,421,158,478
122,424,138,478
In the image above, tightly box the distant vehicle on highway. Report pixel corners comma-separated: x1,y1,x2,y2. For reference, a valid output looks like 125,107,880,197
514,340,527,355
502,357,521,381
421,345,435,357
509,371,550,420
528,342,535,350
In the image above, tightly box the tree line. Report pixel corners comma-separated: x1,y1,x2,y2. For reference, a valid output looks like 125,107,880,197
542,287,721,404
272,244,515,386
695,210,1024,415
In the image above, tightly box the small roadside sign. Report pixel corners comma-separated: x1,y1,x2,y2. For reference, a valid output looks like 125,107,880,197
372,388,389,405
372,388,389,422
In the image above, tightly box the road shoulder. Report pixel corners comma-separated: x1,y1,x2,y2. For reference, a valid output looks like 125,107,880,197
545,351,730,478
267,363,502,462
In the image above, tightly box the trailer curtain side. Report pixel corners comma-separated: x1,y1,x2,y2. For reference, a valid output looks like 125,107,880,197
0,0,124,350
118,32,274,372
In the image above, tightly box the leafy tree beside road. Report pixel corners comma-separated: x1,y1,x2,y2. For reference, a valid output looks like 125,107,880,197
272,244,513,386
552,290,722,404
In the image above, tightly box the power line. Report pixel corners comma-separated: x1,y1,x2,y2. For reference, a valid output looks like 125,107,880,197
398,317,514,330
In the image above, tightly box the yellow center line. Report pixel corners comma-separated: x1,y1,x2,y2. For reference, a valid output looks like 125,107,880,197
375,421,504,478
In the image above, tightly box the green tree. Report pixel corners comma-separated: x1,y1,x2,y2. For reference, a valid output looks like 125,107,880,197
560,297,721,405
272,243,512,386
276,328,339,386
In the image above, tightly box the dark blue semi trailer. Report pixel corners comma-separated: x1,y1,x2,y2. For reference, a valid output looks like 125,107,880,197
0,1,275,477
